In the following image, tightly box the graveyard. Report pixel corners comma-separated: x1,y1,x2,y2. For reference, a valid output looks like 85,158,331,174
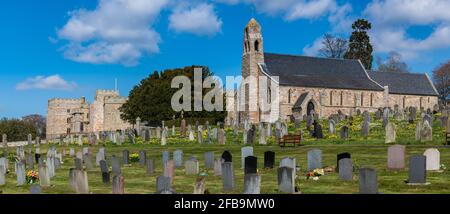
1,110,450,194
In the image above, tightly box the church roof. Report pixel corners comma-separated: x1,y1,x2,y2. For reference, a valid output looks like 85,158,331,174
261,53,384,91
368,71,438,96
293,92,309,110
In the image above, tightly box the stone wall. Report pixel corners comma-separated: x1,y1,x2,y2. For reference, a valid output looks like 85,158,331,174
387,94,438,111
103,97,132,131
46,98,85,139
279,86,385,120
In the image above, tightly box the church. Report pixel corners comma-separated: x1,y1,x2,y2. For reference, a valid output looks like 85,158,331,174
227,19,439,124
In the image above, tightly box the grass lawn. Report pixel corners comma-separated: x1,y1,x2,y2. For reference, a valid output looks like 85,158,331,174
1,113,449,194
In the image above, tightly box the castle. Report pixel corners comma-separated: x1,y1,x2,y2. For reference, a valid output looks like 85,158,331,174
46,90,131,140
227,19,439,124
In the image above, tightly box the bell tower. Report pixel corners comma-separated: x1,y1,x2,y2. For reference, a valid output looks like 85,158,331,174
242,18,264,124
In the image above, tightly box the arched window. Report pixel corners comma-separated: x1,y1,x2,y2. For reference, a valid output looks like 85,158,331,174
428,97,430,103
288,89,292,103
330,91,333,106
403,96,406,109
244,42,248,53
340,91,344,106
255,40,259,52
420,97,423,109
370,93,374,107
267,87,272,104
361,93,364,106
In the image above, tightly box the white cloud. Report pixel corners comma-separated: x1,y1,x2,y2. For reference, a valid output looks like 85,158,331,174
16,75,77,91
169,3,223,36
364,0,450,59
302,37,323,56
57,0,169,66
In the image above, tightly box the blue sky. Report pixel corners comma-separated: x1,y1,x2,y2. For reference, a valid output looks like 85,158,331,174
1,0,450,118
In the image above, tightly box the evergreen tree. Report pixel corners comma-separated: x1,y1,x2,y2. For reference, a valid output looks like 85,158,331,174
344,19,374,70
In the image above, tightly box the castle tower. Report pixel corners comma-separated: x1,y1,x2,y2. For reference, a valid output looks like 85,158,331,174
242,18,264,124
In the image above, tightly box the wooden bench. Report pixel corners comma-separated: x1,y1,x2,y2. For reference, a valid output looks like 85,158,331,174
279,134,302,147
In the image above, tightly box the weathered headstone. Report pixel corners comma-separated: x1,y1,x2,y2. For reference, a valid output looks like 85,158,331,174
359,168,378,194
174,150,184,168
243,174,261,194
307,149,322,171
214,158,223,176
185,158,199,175
156,176,172,194
328,119,336,134
244,156,257,175
222,151,232,162
387,145,405,170
423,148,440,171
122,150,129,165
193,176,207,194
420,121,433,142
164,160,175,184
15,162,26,186
74,158,83,170
385,122,396,143
162,151,170,166
112,175,125,194
277,167,295,194
338,158,353,181
139,150,146,166
361,120,370,137
241,146,254,169
222,162,234,191
340,126,349,140
39,165,50,187
83,154,94,171
204,152,214,169
111,155,121,175
146,159,155,176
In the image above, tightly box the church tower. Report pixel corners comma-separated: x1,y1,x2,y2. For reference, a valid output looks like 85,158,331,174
241,18,265,124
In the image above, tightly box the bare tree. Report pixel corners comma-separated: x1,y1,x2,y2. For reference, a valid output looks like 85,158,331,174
433,61,450,104
319,34,348,59
377,51,409,73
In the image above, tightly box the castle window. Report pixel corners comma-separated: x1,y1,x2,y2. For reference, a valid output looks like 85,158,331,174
330,91,333,106
428,97,430,103
67,109,70,113
267,87,272,104
67,128,71,134
255,40,259,52
403,96,406,109
340,91,344,106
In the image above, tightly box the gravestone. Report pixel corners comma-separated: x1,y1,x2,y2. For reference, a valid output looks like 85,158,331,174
146,159,155,176
408,155,427,184
312,121,323,139
156,176,172,194
241,147,254,169
218,129,226,145
162,151,170,166
174,150,184,168
278,167,295,194
338,158,353,181
361,121,370,137
328,119,336,134
307,149,322,171
161,128,167,145
280,157,296,175
336,153,351,172
423,148,440,171
100,160,108,173
74,170,89,194
222,162,235,191
15,162,26,186
112,175,125,194
30,185,41,194
420,121,432,142
385,122,396,143
387,145,405,170
204,152,214,169
111,155,121,175
69,148,75,157
194,176,207,194
83,154,94,171
243,174,261,194
214,158,223,176
359,168,378,194
244,156,257,175
139,150,147,166
197,130,203,144
180,119,186,137
164,160,175,184
222,151,232,162
122,150,129,165
340,126,349,140
185,158,199,175
264,151,275,169
189,130,195,141
74,158,83,170
415,122,422,141
39,165,50,187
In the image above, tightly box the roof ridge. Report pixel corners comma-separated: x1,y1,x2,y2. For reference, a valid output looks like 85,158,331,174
264,52,359,62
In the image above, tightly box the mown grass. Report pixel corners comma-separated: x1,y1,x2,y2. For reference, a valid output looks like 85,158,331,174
1,113,449,194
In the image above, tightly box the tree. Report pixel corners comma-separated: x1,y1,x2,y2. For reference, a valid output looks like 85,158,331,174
22,114,46,139
432,61,450,104
376,51,409,73
0,118,37,142
344,19,374,70
120,66,226,125
318,34,348,59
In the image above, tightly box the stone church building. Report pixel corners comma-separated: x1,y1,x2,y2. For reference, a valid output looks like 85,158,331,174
46,90,131,140
227,19,439,124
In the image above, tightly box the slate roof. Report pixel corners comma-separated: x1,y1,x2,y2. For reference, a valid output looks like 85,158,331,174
368,71,438,96
260,53,384,91
293,92,309,109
